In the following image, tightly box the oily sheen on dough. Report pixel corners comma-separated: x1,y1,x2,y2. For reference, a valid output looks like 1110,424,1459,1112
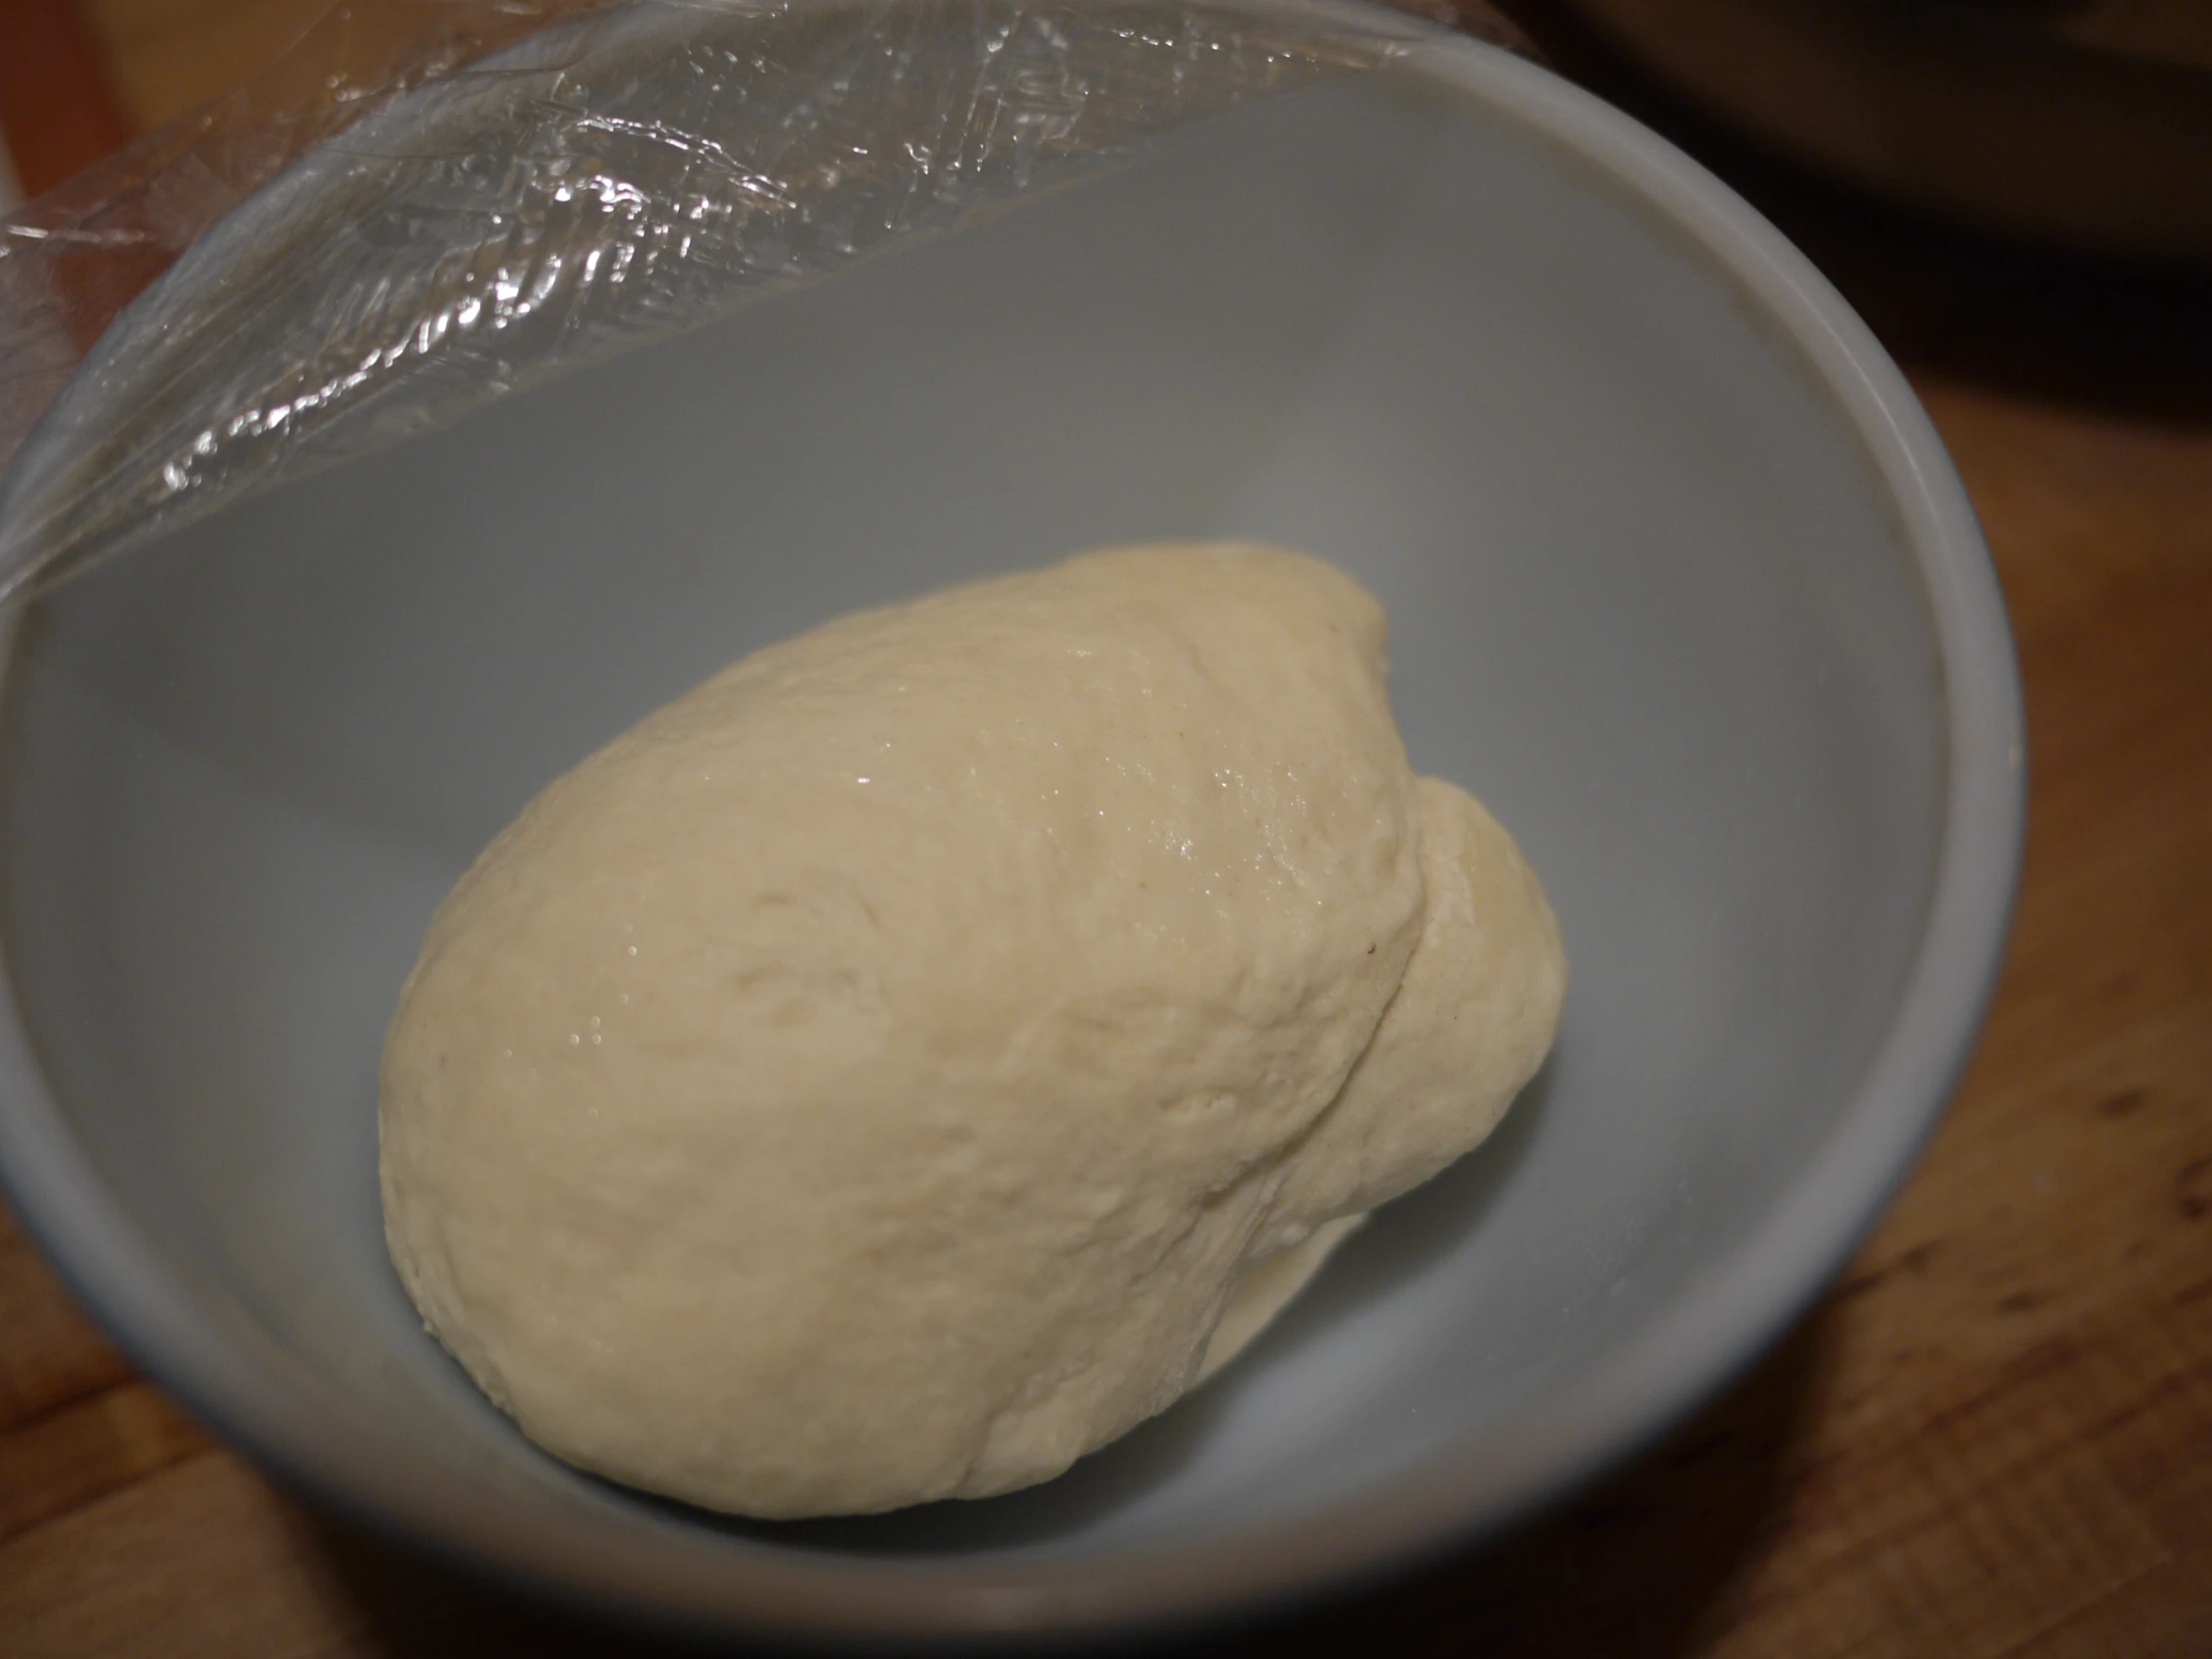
379,543,1564,1518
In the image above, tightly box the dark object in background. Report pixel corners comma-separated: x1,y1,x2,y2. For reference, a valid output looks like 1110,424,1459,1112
1531,0,2212,267
0,0,132,198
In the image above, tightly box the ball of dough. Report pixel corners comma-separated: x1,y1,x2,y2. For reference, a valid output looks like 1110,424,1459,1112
379,542,1564,1517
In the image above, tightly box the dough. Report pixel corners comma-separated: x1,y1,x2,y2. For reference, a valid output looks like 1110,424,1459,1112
379,542,1564,1517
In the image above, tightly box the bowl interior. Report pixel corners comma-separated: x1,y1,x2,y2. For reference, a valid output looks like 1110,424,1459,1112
0,52,1946,1598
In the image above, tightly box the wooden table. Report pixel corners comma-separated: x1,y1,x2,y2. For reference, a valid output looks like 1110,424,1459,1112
2,5,2208,1653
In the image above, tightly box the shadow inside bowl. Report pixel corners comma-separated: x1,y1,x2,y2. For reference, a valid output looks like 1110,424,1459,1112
299,1179,1829,1659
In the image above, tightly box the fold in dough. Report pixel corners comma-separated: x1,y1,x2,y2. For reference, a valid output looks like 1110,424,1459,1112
379,543,1564,1517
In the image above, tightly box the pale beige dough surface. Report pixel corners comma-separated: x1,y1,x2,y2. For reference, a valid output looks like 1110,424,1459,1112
379,542,1564,1518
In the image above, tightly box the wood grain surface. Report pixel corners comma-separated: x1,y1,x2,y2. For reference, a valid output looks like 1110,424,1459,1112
2,4,2209,1654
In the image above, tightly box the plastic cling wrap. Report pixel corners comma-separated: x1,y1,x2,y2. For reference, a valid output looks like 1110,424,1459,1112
0,0,1527,602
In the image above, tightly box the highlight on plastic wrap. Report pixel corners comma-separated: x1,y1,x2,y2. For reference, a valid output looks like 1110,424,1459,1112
0,0,1526,605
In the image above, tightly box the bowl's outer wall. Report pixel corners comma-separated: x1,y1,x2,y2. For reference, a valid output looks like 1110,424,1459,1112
0,38,2008,1640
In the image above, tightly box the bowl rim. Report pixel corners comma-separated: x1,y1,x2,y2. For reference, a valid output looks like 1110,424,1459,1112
0,1,2024,1642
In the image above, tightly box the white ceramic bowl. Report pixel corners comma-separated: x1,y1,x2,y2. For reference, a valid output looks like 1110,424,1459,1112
0,2,2020,1642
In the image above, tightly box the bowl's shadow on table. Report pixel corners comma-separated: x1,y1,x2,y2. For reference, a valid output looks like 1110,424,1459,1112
296,1304,1835,1656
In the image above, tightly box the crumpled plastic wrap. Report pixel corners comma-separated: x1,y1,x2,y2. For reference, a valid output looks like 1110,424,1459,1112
0,0,1526,603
